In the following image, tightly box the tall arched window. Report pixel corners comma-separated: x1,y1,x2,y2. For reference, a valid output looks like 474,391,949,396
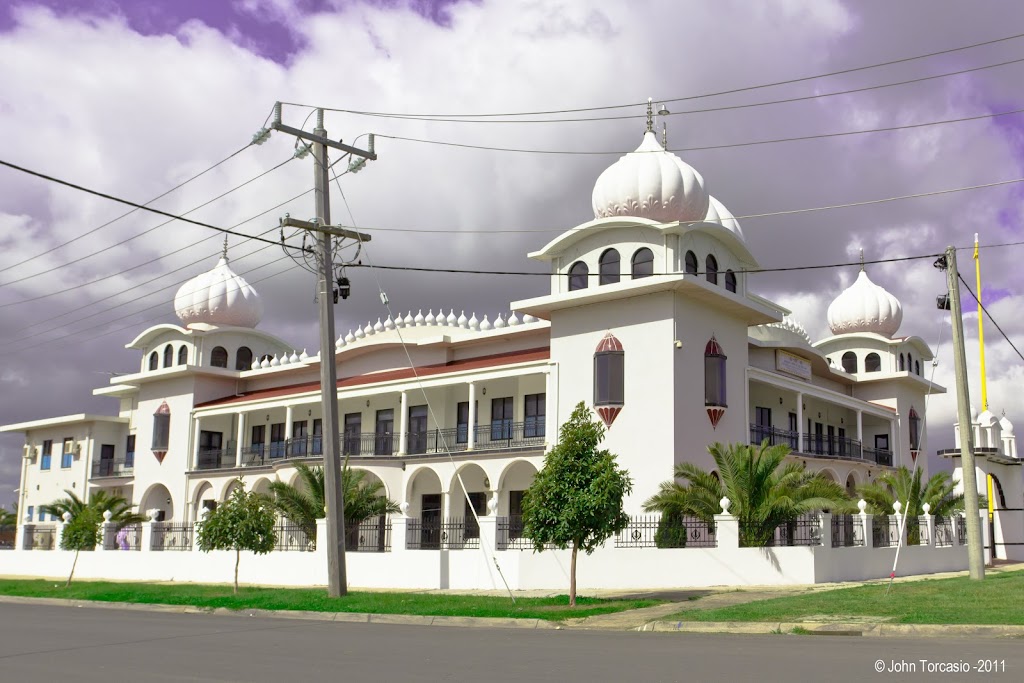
152,401,171,458
704,337,727,407
684,251,698,274
908,407,921,452
210,346,229,368
841,351,857,373
162,344,174,368
907,352,913,371
593,333,625,428
899,353,905,371
148,351,159,371
631,248,654,279
865,352,881,372
177,345,188,365
568,261,589,291
599,248,620,285
236,346,253,371
725,270,737,293
705,255,719,285
914,360,921,376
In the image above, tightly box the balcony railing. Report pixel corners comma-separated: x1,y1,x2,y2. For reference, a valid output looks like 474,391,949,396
91,458,134,478
749,425,800,450
801,433,862,459
862,446,893,466
748,425,893,466
195,443,237,471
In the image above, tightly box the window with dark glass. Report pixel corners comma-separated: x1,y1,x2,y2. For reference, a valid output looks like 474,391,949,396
684,250,698,274
344,413,362,455
464,492,487,538
236,346,253,371
61,437,74,468
705,254,719,285
631,248,654,279
40,439,52,470
568,261,589,291
198,431,223,467
754,406,771,443
375,409,394,455
311,419,322,455
599,248,620,285
524,393,546,438
177,345,188,365
249,425,265,460
152,409,170,453
148,351,158,371
491,397,513,441
456,401,472,444
163,344,173,368
210,346,229,368
594,350,625,406
908,407,921,452
841,351,857,373
725,270,737,293
899,353,905,371
865,352,881,372
408,406,428,454
704,338,727,407
290,421,308,456
269,422,285,458
915,360,921,376
125,434,135,468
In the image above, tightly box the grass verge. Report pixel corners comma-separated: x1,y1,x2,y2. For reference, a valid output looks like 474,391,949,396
0,579,656,621
668,570,1024,625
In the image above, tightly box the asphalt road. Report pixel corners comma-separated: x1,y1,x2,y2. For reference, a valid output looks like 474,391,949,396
0,602,1021,682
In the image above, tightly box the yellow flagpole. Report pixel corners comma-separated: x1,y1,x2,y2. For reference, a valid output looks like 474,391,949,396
975,233,989,411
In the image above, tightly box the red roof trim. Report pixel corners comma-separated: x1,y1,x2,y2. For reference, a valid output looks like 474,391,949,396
196,347,550,409
868,401,897,413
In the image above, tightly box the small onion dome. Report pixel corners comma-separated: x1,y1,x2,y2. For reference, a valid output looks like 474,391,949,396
174,256,263,328
704,196,744,241
826,270,903,337
705,336,724,356
999,414,1014,435
978,409,998,428
592,131,709,224
596,332,623,353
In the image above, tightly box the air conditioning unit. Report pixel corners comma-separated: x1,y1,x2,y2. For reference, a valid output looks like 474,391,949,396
23,444,35,460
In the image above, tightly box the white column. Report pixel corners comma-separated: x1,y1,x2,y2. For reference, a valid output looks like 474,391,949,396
235,412,246,467
284,405,294,440
398,391,408,455
140,519,155,552
391,516,408,552
467,382,476,451
192,417,202,469
795,392,803,453
544,370,555,447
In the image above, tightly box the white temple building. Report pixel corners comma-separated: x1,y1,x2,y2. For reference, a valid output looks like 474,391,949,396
2,125,964,589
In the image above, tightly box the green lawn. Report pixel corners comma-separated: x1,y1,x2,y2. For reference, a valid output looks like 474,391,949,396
0,579,655,621
671,570,1024,625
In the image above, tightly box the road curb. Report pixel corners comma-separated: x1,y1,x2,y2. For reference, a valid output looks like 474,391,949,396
644,619,1024,638
0,595,561,630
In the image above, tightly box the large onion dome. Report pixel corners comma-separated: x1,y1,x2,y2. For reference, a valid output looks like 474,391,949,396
704,195,744,241
826,270,902,337
174,252,263,328
592,131,709,224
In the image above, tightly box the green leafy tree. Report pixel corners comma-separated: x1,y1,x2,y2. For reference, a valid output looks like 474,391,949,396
196,481,277,593
857,466,963,519
267,462,400,544
60,508,102,587
643,440,852,547
521,402,632,607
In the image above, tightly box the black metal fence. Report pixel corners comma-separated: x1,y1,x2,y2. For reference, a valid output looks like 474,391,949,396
91,459,134,478
22,525,55,550
906,516,930,546
862,447,894,467
347,518,391,552
151,523,193,551
830,514,865,547
614,515,717,548
406,518,479,550
956,515,967,545
749,425,800,450
934,516,955,547
0,524,14,549
105,524,142,551
740,514,823,547
872,516,902,548
494,516,561,551
274,522,315,551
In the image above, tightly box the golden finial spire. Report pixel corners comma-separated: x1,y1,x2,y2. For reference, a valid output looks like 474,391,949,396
658,103,670,148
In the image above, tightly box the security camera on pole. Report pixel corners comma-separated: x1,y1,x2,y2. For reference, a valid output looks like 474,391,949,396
259,102,375,597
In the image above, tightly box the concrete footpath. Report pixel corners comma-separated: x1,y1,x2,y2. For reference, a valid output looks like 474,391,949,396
2,563,1022,639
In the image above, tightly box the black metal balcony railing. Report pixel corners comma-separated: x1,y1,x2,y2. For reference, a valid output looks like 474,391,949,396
91,459,134,478
104,523,142,551
22,525,56,550
748,425,893,466
614,515,717,549
195,443,237,471
801,433,862,460
151,523,193,551
749,425,800,450
862,447,894,467
830,514,865,547
740,514,823,547
406,518,480,550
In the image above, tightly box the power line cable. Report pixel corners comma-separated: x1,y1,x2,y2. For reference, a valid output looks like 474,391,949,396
958,273,1024,364
378,106,1024,156
0,142,254,277
282,30,1024,118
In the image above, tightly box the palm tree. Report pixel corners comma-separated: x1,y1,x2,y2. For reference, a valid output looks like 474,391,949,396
644,441,853,547
42,490,146,533
856,466,963,518
0,504,17,526
267,462,400,543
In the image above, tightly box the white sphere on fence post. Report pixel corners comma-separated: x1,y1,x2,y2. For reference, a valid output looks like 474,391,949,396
893,501,902,514
719,496,731,514
857,499,867,513
922,502,931,515
62,512,71,522
102,510,113,522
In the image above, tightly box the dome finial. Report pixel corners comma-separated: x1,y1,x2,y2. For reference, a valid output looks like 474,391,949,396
646,97,654,133
859,247,864,271
222,235,229,262
657,103,670,149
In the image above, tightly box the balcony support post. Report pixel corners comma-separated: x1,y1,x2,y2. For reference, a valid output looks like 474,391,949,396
192,417,202,469
398,391,408,455
795,392,803,453
285,405,294,441
235,412,246,467
467,382,476,451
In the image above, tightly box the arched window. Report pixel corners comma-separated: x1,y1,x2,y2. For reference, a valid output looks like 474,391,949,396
152,402,170,455
594,334,624,407
899,353,905,371
684,251,698,275
210,346,229,368
705,255,718,285
907,352,913,371
148,351,159,371
599,248,620,286
235,346,253,371
725,270,737,293
841,351,857,373
865,352,881,372
177,345,188,366
631,248,654,279
705,337,727,407
568,261,589,291
908,407,921,452
162,344,173,368
914,360,921,376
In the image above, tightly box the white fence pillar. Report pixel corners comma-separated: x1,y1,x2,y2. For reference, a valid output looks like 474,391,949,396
818,512,833,551
923,513,935,548
478,515,498,555
861,513,874,549
391,516,407,552
15,516,29,551
140,520,155,552
315,517,328,558
714,514,739,549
